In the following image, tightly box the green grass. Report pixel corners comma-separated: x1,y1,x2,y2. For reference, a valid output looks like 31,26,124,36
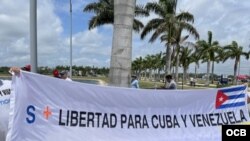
1,74,243,90
73,76,108,82
139,81,165,89
139,79,221,89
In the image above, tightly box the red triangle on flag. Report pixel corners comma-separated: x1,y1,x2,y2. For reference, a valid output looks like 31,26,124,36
215,90,228,109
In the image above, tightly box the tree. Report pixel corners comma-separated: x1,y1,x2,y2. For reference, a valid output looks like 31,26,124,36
179,46,194,83
192,48,200,79
196,31,219,86
108,0,136,87
210,45,223,84
132,56,144,78
172,33,198,81
141,0,198,77
223,41,249,84
84,0,148,32
84,0,147,87
153,52,165,81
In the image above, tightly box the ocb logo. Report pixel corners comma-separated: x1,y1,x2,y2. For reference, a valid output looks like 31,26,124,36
222,125,249,141
226,129,246,136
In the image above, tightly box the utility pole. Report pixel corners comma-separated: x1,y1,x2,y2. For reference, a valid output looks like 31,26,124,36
30,0,37,72
69,0,72,78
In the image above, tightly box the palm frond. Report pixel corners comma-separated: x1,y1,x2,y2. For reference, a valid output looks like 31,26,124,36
176,12,194,23
83,2,102,13
149,25,167,42
141,18,164,39
88,14,113,30
145,2,165,18
179,22,199,39
208,31,212,45
133,18,144,32
160,0,177,14
135,4,149,17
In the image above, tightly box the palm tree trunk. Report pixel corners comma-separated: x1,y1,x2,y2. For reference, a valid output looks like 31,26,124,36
211,61,214,84
165,44,172,86
195,64,198,79
238,58,240,76
175,53,180,82
149,69,152,80
233,59,238,85
171,46,176,74
109,0,135,87
206,60,211,86
157,69,161,81
184,67,188,84
138,70,141,80
165,44,172,75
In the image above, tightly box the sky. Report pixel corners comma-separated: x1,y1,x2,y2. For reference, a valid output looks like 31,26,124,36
0,0,250,75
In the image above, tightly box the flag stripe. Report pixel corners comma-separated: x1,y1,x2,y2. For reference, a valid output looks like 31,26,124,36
223,97,245,105
228,94,245,99
221,86,246,93
218,102,245,109
226,91,245,96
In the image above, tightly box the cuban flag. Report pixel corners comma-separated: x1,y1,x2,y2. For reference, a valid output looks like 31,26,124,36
215,85,247,109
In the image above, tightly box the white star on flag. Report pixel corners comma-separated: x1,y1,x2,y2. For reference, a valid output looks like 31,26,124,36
219,96,224,102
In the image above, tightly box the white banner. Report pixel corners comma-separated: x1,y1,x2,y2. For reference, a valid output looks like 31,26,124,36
6,72,250,141
0,79,11,141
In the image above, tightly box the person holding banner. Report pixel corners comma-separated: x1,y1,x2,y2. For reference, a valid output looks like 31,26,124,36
0,79,11,141
1,66,29,141
53,69,60,78
22,64,31,71
60,70,72,81
9,67,72,82
9,65,31,75
165,75,177,90
131,75,139,88
247,92,250,116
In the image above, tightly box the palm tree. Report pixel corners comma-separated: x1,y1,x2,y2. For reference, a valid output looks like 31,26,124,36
107,0,136,87
179,46,194,83
144,54,155,80
210,45,223,84
192,49,200,79
154,52,165,81
172,33,198,82
196,31,219,86
132,56,144,78
84,0,147,87
83,0,148,32
223,41,249,84
141,0,199,77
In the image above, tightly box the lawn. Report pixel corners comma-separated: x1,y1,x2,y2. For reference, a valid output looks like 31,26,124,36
0,74,245,90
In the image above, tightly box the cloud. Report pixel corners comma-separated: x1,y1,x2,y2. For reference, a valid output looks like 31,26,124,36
178,0,250,74
0,0,115,68
54,0,86,14
0,0,30,66
63,28,112,67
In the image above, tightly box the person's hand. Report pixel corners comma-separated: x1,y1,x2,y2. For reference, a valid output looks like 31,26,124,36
9,67,21,76
243,83,248,86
